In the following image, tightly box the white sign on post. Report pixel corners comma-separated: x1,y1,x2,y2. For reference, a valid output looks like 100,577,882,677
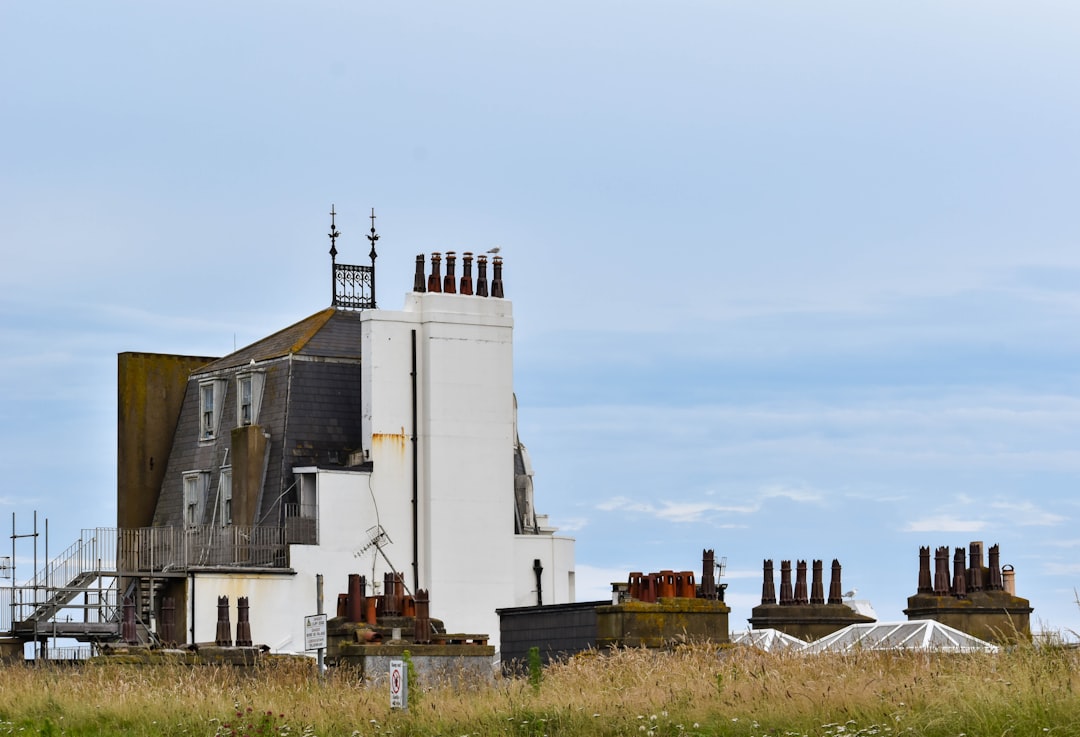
304,614,327,651
390,659,408,710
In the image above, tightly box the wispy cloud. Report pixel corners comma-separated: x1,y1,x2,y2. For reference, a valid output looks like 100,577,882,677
759,484,824,504
596,496,757,524
904,516,987,533
1042,562,1080,576
553,516,588,532
989,501,1066,527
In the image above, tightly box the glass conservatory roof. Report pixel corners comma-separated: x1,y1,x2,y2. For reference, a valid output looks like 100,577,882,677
802,620,998,653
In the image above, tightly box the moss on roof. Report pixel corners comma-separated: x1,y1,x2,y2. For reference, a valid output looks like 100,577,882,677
195,308,362,373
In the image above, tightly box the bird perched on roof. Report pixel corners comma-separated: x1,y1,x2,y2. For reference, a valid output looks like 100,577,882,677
842,588,858,599
487,246,501,254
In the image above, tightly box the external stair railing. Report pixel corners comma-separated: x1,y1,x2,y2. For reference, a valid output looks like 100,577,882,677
1,524,291,638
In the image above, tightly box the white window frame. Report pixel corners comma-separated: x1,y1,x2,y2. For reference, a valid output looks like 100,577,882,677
219,467,233,526
235,371,265,427
183,471,209,528
295,470,318,519
199,379,227,440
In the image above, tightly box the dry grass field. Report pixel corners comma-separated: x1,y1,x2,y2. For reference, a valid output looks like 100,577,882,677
0,642,1078,737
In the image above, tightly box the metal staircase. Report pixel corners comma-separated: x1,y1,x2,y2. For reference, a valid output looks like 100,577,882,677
1,523,292,646
1,529,121,642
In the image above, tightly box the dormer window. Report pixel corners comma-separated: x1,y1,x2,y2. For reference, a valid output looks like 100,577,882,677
235,372,265,427
199,380,226,440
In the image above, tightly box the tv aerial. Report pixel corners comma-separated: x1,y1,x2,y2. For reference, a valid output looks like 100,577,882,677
354,525,411,595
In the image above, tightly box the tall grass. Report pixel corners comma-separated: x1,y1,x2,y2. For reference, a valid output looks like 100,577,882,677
0,643,1077,736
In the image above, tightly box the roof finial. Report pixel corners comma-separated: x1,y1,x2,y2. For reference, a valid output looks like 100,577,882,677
367,207,379,308
367,208,379,262
328,204,341,260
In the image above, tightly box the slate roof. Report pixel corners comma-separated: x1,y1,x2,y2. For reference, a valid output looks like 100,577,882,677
196,308,364,373
153,307,366,529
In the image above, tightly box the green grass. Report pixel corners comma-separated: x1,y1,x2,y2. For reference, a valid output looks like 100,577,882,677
0,643,1078,736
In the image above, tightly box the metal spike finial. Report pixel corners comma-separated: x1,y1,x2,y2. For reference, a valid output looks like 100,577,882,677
328,205,341,259
367,208,379,262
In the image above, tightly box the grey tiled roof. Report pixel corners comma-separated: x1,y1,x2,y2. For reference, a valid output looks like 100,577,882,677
196,308,363,373
153,307,366,529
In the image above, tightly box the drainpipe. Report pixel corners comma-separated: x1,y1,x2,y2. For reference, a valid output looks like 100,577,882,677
189,572,195,645
411,330,419,593
533,558,543,606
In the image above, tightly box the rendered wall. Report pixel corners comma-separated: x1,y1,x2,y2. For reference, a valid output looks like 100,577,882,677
191,572,303,651
513,534,577,607
360,293,515,645
117,352,215,530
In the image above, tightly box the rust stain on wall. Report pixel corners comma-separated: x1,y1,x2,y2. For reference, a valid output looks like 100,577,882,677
371,429,408,458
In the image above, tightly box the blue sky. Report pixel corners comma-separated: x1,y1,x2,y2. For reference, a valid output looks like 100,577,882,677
4,2,1080,636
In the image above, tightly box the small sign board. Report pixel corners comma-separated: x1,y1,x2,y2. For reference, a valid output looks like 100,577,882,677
304,614,327,651
390,659,408,710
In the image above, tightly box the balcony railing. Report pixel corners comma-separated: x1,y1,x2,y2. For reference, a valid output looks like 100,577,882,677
118,525,289,573
1,524,299,636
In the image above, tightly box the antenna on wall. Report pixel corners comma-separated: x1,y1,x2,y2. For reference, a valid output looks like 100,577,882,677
354,524,411,594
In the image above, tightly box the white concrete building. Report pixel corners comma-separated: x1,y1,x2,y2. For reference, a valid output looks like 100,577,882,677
3,226,574,656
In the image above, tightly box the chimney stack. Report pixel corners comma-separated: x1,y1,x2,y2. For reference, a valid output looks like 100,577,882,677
917,546,932,594
491,256,504,298
988,544,1003,590
443,251,457,294
427,252,443,293
794,560,809,605
952,547,967,597
810,559,825,604
761,559,776,604
779,560,793,605
828,559,843,604
460,252,474,295
476,255,489,297
413,254,427,292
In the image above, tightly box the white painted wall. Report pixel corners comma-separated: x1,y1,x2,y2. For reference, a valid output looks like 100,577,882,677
512,533,578,607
